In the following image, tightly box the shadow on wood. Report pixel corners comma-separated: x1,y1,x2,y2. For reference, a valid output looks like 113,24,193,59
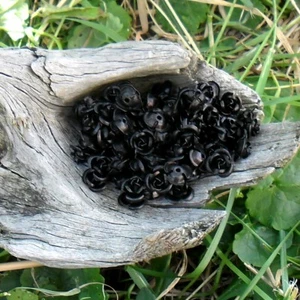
0,41,299,268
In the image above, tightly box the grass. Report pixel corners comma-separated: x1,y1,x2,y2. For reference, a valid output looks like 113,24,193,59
0,0,300,299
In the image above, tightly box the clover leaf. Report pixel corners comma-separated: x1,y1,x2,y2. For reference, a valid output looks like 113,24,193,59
233,224,293,267
246,152,300,230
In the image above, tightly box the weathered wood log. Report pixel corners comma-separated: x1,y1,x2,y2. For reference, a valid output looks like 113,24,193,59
0,41,299,268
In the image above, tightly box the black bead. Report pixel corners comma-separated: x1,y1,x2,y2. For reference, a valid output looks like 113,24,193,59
71,79,260,209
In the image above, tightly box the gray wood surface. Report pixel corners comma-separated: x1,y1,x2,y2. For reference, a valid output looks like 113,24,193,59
0,41,299,268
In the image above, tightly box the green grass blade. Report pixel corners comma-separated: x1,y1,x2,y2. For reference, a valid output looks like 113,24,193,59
239,27,274,83
125,266,152,290
162,0,203,59
182,188,238,295
148,0,200,58
214,244,273,300
225,46,258,73
238,221,300,300
280,230,289,293
263,94,300,106
206,0,237,64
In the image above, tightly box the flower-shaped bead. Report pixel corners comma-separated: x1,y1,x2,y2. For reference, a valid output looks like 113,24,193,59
88,155,112,181
117,83,142,111
201,103,220,127
118,176,146,209
197,81,220,102
94,101,115,126
164,163,193,186
166,183,194,201
205,148,233,177
130,130,154,155
111,109,133,135
143,109,167,132
103,85,120,102
146,80,174,108
145,167,172,198
82,168,107,192
214,92,242,116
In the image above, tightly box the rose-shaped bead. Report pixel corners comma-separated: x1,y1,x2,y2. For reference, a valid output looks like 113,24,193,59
237,110,260,137
88,155,111,181
177,87,205,114
152,80,173,100
205,148,233,177
145,167,172,198
201,104,220,127
166,183,194,201
161,97,177,117
118,176,146,209
103,85,120,102
75,96,96,118
80,113,100,134
71,145,91,163
130,130,154,155
197,81,220,102
214,92,242,116
82,168,106,192
129,158,146,173
94,102,115,126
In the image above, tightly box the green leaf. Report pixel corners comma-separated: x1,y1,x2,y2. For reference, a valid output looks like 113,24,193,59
126,266,151,290
148,255,176,295
233,224,293,267
246,152,300,230
224,0,266,30
0,0,29,41
66,269,106,300
20,269,34,288
155,0,208,35
126,266,157,299
106,0,131,39
7,289,38,300
277,153,300,186
34,6,104,20
67,0,131,48
0,270,22,292
218,279,251,300
67,25,102,48
19,267,106,300
240,0,254,9
273,104,300,122
106,12,123,34
238,222,299,299
67,18,125,43
136,287,156,300
0,249,10,262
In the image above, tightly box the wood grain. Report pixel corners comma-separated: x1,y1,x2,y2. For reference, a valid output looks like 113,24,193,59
0,41,299,268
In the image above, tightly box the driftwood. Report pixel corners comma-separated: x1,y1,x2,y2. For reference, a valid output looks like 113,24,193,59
0,41,299,268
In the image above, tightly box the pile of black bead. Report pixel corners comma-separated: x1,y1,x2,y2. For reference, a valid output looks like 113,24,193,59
71,80,260,209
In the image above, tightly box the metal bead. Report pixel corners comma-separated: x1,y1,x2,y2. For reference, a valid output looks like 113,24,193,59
71,79,260,209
